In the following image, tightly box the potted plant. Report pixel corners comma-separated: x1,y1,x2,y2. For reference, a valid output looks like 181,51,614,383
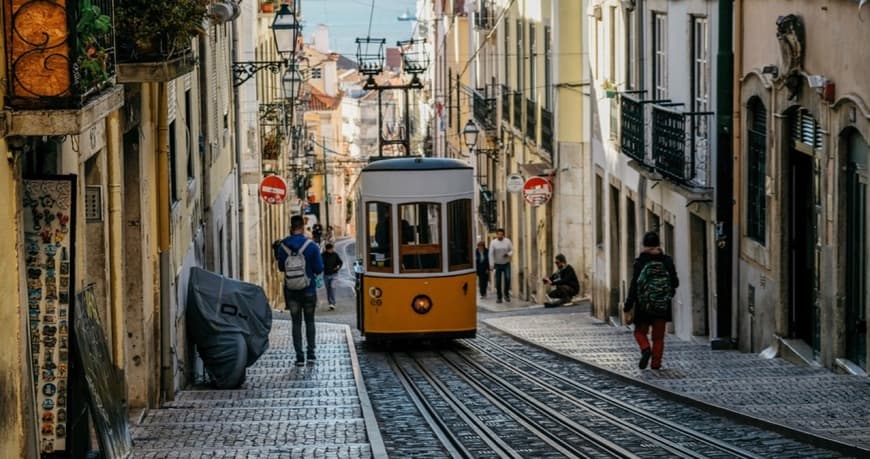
75,0,113,92
260,1,277,13
116,0,209,61
602,79,617,98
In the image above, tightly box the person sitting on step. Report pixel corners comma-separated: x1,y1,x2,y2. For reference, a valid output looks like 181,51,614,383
543,254,579,308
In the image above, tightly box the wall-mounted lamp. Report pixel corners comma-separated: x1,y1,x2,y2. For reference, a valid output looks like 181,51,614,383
761,65,779,78
231,3,302,87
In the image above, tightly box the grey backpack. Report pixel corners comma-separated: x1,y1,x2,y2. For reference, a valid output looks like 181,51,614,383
281,239,313,290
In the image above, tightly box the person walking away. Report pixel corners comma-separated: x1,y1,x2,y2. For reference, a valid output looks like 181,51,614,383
489,228,513,303
475,241,491,299
624,231,678,370
275,215,324,366
543,254,579,307
312,222,323,244
322,243,343,310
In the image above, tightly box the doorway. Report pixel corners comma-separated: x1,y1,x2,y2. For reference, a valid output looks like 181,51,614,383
625,196,637,304
609,185,621,318
788,150,818,351
845,130,868,369
690,214,709,337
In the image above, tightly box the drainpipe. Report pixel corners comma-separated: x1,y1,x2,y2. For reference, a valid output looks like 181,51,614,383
106,110,125,367
713,0,735,349
232,13,245,280
156,82,172,398
732,0,744,348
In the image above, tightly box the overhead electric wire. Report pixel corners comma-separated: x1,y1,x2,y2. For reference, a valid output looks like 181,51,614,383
457,0,517,78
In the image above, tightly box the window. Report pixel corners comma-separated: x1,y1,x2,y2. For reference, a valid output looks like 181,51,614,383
609,6,616,81
647,209,660,233
447,199,472,270
652,13,667,100
544,25,552,109
503,16,510,85
747,97,767,244
516,19,523,93
366,202,392,272
185,89,194,183
595,173,604,247
529,22,536,101
691,17,709,135
169,120,179,203
311,68,322,79
399,203,442,272
626,9,637,89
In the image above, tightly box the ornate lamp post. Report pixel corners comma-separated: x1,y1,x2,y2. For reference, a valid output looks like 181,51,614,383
232,2,302,86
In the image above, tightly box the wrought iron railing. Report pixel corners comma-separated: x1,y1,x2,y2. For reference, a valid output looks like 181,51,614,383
472,88,497,131
501,85,511,126
541,107,553,154
5,0,117,109
479,186,497,232
525,98,537,143
513,92,523,131
474,0,495,30
651,104,715,187
620,93,645,163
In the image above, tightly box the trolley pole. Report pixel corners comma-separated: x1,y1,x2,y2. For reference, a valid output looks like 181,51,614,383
322,135,330,231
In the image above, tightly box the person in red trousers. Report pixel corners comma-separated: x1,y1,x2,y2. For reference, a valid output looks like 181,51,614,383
624,231,679,370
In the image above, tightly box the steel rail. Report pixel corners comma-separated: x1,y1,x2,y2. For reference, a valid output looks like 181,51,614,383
437,351,637,459
469,336,764,459
388,353,519,459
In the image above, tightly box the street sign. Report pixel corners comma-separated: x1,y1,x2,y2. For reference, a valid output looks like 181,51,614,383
522,176,553,207
506,174,525,193
259,175,287,204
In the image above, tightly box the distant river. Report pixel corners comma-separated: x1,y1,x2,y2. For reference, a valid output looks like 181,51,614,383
300,0,418,59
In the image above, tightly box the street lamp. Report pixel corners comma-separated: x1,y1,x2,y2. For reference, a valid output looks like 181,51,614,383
462,119,480,151
283,65,303,101
273,3,301,58
231,2,303,87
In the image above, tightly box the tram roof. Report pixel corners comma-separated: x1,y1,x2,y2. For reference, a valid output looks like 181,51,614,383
362,156,472,172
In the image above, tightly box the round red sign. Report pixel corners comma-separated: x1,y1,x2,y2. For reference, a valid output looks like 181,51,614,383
259,175,287,204
522,177,553,207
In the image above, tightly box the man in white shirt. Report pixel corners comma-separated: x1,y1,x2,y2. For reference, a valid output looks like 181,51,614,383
488,228,513,303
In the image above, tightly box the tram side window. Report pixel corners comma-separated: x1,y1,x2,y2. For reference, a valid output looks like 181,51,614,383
399,203,442,272
447,199,472,270
367,202,392,271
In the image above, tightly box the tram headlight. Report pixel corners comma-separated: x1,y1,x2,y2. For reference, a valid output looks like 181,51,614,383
411,295,433,314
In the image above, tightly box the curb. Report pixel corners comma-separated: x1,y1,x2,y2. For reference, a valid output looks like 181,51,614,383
483,319,870,457
344,325,388,459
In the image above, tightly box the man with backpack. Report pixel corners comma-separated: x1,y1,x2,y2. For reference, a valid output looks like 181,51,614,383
274,215,324,366
624,231,679,370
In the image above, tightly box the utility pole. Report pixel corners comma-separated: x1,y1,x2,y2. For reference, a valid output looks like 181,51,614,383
322,135,330,231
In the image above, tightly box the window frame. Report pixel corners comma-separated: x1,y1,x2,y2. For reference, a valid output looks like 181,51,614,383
746,97,767,244
398,201,443,273
447,199,473,271
652,12,667,100
366,201,393,273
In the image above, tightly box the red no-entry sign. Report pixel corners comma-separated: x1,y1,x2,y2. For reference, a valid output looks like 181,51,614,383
522,176,553,207
259,175,287,204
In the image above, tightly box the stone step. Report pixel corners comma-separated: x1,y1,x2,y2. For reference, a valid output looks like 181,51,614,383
162,396,361,410
141,406,364,424
132,443,372,458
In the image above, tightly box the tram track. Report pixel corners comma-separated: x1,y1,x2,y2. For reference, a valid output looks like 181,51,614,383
464,336,765,459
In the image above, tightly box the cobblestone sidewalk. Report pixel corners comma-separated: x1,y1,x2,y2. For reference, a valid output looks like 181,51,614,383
130,321,385,458
484,305,870,452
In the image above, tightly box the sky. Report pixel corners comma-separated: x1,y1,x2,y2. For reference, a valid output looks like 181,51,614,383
299,0,418,59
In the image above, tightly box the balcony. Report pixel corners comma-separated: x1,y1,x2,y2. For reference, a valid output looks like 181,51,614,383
478,186,497,232
512,92,522,131
114,0,203,82
501,85,510,126
525,98,537,144
474,0,495,30
472,88,497,131
541,107,553,154
620,92,715,189
651,105,714,187
4,0,117,110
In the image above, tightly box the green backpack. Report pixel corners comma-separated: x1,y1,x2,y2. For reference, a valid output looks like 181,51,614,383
637,260,672,316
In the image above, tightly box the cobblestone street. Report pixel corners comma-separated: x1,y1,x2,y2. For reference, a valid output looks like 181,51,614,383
130,321,385,458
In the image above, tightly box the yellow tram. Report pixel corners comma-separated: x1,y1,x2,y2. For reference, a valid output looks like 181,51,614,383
354,157,477,340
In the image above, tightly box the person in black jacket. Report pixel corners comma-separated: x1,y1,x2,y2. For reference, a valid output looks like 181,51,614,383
321,243,343,310
543,254,580,307
474,241,491,299
624,231,679,370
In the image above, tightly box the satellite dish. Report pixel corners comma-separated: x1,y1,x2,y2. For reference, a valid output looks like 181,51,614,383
397,9,417,22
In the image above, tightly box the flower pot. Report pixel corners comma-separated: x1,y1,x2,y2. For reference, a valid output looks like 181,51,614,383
260,2,275,13
605,90,617,99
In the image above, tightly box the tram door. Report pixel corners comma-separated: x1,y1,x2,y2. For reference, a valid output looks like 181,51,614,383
846,131,868,369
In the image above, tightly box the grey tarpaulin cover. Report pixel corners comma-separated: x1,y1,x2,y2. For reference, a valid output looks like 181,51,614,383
186,267,272,389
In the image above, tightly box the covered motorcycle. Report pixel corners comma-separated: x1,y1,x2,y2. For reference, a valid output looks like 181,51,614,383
186,267,272,388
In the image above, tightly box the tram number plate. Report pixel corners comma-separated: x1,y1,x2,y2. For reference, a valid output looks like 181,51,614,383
370,299,382,306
